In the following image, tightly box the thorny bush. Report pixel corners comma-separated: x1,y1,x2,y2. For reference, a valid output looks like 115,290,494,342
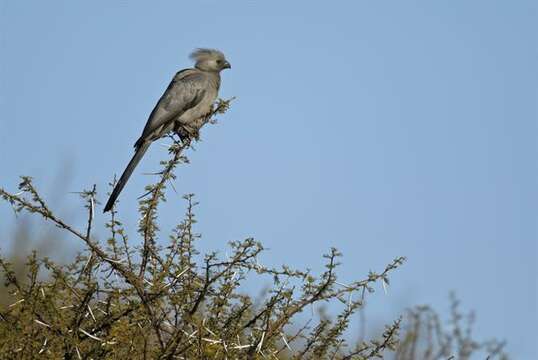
0,100,509,359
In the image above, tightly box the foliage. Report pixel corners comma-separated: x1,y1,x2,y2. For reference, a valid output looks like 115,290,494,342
0,100,509,359
394,295,509,360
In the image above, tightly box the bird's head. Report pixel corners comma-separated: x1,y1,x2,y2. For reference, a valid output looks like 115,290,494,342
190,48,231,72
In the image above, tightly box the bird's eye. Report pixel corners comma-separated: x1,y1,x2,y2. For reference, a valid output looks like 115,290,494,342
216,59,222,64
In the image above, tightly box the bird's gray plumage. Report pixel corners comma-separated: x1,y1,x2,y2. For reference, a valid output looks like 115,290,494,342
103,49,230,212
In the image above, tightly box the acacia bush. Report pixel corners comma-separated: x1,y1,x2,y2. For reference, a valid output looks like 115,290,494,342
0,101,509,359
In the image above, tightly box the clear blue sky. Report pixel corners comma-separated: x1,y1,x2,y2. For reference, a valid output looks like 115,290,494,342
1,1,536,357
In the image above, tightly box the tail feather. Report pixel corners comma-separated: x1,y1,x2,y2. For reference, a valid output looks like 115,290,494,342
103,142,151,212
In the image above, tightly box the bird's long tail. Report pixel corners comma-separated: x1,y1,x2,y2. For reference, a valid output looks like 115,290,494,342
103,141,151,212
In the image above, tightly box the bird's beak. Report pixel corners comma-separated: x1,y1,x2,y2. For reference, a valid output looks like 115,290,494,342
223,61,231,69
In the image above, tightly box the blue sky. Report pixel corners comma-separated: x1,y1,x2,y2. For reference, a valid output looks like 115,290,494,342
1,1,536,357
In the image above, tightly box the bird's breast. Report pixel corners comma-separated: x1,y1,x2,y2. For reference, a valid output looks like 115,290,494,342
178,89,218,126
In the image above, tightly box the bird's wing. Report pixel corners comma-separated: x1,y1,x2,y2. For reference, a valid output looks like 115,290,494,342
135,69,207,147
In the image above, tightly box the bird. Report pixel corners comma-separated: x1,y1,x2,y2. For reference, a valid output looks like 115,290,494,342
103,48,231,212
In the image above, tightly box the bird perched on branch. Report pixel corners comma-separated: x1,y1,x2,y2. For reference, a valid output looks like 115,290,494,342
103,49,231,212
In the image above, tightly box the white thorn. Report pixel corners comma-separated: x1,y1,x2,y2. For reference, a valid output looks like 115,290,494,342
34,319,51,328
79,328,103,342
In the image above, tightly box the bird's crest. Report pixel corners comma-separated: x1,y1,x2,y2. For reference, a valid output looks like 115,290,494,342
190,48,225,63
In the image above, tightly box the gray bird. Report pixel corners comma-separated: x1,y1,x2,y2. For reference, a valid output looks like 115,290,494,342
103,49,231,212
